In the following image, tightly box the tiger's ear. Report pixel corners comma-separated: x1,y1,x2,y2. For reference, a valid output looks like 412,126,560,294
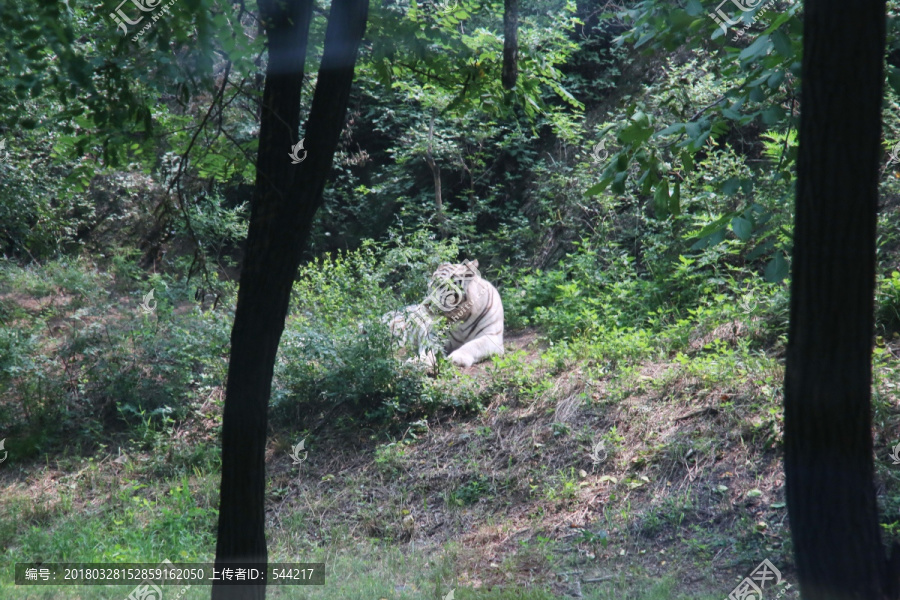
469,259,479,269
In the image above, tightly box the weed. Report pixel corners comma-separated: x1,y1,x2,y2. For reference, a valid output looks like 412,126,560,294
374,442,410,476
447,476,493,507
877,271,900,333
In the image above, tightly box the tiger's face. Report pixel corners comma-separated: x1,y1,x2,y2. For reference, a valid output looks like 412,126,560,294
424,259,480,317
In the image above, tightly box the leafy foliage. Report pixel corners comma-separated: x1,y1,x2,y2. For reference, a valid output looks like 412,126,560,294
583,2,802,279
0,256,234,454
271,234,489,426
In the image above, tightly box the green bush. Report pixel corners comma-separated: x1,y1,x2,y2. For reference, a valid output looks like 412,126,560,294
272,318,437,424
0,148,97,260
57,296,232,427
0,325,64,450
504,240,665,340
271,235,473,426
877,271,900,333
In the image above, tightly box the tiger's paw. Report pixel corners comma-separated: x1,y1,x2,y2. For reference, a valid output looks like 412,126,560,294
448,351,474,368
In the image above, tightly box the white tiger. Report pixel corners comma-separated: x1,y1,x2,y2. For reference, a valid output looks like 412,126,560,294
422,259,504,368
382,303,439,365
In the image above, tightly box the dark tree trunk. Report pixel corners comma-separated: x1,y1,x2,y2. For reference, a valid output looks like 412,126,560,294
783,0,898,598
501,0,518,89
211,0,369,597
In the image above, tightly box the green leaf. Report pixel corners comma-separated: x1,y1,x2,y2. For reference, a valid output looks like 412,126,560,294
762,106,785,125
632,110,650,127
611,171,627,195
695,211,738,239
553,84,581,109
762,9,796,36
655,123,685,137
731,216,753,241
751,70,773,87
764,253,789,282
669,181,681,215
634,32,655,48
689,18,708,33
685,121,700,139
747,238,775,260
585,179,611,197
685,0,703,16
739,34,770,61
701,229,728,248
767,69,785,89
681,150,694,172
653,179,670,218
640,169,656,196
721,177,740,195
620,121,653,144
770,30,793,58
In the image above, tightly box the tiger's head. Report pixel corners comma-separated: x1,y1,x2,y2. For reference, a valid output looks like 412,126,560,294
424,259,480,319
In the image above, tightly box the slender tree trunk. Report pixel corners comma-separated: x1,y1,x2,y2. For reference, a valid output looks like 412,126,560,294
424,114,446,238
783,0,898,598
212,0,369,597
501,0,518,89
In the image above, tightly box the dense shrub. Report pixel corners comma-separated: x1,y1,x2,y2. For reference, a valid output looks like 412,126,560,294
271,232,486,426
0,256,235,452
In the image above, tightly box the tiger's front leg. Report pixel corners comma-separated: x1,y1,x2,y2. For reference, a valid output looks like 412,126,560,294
447,334,504,368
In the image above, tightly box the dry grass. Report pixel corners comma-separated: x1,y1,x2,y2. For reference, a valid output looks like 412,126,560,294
256,324,800,595
5,291,886,598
